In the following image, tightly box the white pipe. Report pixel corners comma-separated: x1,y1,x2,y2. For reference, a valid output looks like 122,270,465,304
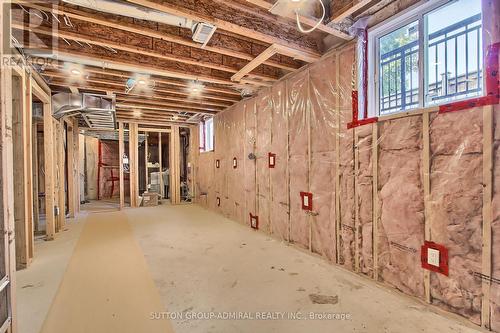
61,0,194,29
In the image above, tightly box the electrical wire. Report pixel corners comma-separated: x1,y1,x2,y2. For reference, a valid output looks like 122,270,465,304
294,0,325,34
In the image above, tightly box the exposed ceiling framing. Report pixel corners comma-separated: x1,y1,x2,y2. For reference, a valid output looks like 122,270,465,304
10,0,388,125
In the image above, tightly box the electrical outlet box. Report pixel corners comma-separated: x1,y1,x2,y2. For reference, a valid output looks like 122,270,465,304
421,241,448,276
215,159,220,168
300,192,313,211
249,213,259,230
268,153,276,168
216,197,220,207
233,157,238,169
427,248,440,266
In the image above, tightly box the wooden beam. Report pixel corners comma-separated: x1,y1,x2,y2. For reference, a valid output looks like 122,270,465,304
330,0,375,23
66,122,76,218
126,0,322,57
25,73,34,262
232,44,277,82
242,0,351,39
14,1,300,72
169,125,181,204
116,103,215,114
56,120,66,230
43,62,242,98
72,118,80,214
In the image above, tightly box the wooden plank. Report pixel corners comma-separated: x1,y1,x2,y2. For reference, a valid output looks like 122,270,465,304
12,72,29,269
169,125,181,204
66,122,76,218
335,52,341,263
25,72,34,262
372,123,379,280
145,132,149,190
43,101,56,240
159,131,163,199
232,45,277,82
1,39,18,332
354,128,360,272
118,122,125,209
73,118,80,214
481,105,493,329
422,112,431,303
331,0,375,23
129,123,139,207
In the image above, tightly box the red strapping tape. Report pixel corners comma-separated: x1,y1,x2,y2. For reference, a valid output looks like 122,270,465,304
439,42,499,114
348,90,378,129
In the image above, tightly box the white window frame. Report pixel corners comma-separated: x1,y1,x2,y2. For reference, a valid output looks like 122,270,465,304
367,0,484,117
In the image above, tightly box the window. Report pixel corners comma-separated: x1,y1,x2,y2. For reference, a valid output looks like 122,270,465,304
199,117,214,152
369,0,483,115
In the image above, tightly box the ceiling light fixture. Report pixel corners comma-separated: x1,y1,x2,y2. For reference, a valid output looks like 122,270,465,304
138,79,147,85
70,68,81,75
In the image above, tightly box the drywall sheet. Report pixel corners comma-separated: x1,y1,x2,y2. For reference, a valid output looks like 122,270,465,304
244,100,257,224
377,116,424,298
356,125,374,276
288,69,309,249
256,92,272,233
270,81,289,241
492,104,500,332
429,109,483,324
309,56,337,262
338,46,356,270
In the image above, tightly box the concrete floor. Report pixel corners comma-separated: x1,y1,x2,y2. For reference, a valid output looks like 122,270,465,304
18,203,485,333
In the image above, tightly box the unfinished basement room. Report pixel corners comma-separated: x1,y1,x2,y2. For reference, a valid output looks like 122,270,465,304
0,0,499,332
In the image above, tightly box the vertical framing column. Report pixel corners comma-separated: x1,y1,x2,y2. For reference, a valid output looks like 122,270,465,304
72,118,80,215
129,123,139,208
372,123,379,280
42,93,55,239
169,125,181,204
422,111,431,303
118,122,125,209
56,120,65,230
24,73,34,262
66,121,75,218
12,69,29,269
335,52,341,263
481,105,493,328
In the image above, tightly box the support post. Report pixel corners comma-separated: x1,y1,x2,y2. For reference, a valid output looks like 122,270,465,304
118,122,125,209
43,102,56,239
422,112,431,303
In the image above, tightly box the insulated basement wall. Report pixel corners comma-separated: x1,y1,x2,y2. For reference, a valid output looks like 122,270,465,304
192,41,499,331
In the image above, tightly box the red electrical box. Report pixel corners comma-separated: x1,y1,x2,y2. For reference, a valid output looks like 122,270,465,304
215,159,220,168
421,241,449,276
300,192,313,211
249,213,259,230
216,197,221,207
233,157,238,169
268,153,276,168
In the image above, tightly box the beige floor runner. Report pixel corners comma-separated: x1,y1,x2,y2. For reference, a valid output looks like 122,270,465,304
40,211,174,333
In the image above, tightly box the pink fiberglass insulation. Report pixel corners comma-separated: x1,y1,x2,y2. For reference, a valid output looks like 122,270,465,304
256,92,273,234
270,81,289,241
309,56,337,262
356,124,374,276
229,104,246,225
429,109,483,324
377,116,424,298
287,69,310,249
492,104,500,332
338,46,356,270
244,100,257,225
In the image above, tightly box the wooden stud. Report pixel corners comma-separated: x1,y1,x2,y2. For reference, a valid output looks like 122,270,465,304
372,122,379,280
12,72,29,269
73,118,80,214
232,45,277,82
422,112,431,303
66,122,76,218
43,100,56,239
481,105,493,329
129,123,139,208
335,52,341,263
118,122,125,209
354,128,360,272
145,132,149,190
57,120,66,230
24,72,34,264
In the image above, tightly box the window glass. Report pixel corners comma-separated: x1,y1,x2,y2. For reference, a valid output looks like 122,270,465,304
199,118,214,152
424,0,482,105
379,21,419,115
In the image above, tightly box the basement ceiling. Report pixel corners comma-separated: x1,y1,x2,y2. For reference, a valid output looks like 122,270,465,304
11,0,383,125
